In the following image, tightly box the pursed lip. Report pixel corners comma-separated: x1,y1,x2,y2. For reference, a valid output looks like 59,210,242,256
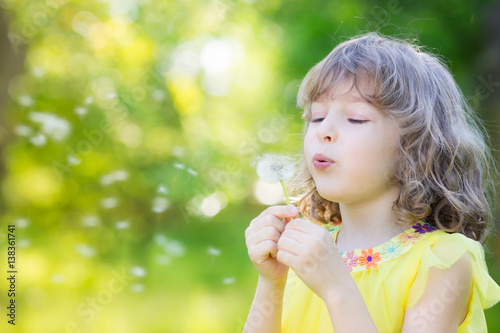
313,153,335,163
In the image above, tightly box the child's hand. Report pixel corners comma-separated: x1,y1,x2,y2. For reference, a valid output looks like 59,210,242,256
245,205,299,286
276,218,348,299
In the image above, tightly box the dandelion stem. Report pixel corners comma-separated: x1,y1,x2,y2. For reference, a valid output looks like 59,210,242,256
280,180,291,205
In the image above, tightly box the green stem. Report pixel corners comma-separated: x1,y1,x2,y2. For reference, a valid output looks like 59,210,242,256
280,179,291,205
280,179,304,218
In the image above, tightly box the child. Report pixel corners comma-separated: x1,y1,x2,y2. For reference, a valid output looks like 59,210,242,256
244,32,500,332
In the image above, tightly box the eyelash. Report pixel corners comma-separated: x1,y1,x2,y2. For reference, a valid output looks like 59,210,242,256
311,118,368,124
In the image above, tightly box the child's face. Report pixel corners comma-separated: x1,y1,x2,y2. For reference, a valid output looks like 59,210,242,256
304,79,400,205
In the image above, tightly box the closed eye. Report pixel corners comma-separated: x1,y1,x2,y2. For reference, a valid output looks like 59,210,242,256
349,119,369,124
311,118,324,123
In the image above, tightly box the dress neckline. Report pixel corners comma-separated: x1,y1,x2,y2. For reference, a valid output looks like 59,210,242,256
323,220,437,273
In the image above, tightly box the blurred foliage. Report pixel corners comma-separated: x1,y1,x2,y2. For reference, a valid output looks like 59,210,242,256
0,0,499,332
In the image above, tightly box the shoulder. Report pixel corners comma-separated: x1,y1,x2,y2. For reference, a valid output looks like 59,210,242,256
402,235,473,332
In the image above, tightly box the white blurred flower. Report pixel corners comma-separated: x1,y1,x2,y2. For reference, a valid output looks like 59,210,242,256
155,255,171,265
100,170,129,186
51,274,64,283
157,185,168,195
130,266,146,277
74,106,88,119
14,124,33,137
154,234,186,257
223,277,236,284
82,216,99,227
115,221,130,229
67,154,81,166
152,197,170,213
101,197,118,209
29,112,71,141
207,246,221,256
18,95,34,107
30,133,47,146
130,283,144,293
255,154,295,183
16,218,29,228
75,244,96,257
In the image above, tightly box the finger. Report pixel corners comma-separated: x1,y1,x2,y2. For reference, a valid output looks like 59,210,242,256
276,249,298,268
277,232,306,256
249,214,286,236
246,225,282,248
258,205,299,221
285,218,323,233
248,240,278,263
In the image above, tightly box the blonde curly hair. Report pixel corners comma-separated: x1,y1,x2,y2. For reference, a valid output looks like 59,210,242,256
288,32,498,246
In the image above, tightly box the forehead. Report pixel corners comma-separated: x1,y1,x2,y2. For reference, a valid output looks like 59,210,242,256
312,81,374,111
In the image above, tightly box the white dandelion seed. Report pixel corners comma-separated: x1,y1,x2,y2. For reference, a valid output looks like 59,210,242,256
157,185,168,195
14,124,33,137
67,154,81,166
223,277,236,284
254,153,302,216
30,133,47,146
75,244,96,257
101,197,118,209
130,266,146,278
51,274,64,283
81,216,100,227
115,220,130,229
207,246,221,256
155,255,171,265
130,283,144,293
16,218,29,228
255,154,295,183
29,111,71,141
152,197,170,213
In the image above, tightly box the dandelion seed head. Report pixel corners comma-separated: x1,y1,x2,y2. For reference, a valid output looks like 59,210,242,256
255,154,295,183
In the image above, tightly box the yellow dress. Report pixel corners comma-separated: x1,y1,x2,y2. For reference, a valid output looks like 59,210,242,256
281,220,500,332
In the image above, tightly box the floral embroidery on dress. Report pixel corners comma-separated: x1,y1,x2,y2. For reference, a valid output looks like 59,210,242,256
343,251,358,272
358,248,381,269
397,232,421,246
380,241,404,259
412,223,436,234
322,220,437,272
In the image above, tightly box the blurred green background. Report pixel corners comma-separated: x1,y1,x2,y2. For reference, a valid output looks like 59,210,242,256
0,0,499,332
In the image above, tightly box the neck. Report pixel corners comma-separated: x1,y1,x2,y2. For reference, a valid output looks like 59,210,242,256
336,187,412,252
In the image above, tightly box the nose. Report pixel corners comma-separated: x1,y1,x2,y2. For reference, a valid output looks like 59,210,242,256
316,116,337,143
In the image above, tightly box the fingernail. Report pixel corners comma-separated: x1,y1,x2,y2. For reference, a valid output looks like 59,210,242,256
290,206,298,214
